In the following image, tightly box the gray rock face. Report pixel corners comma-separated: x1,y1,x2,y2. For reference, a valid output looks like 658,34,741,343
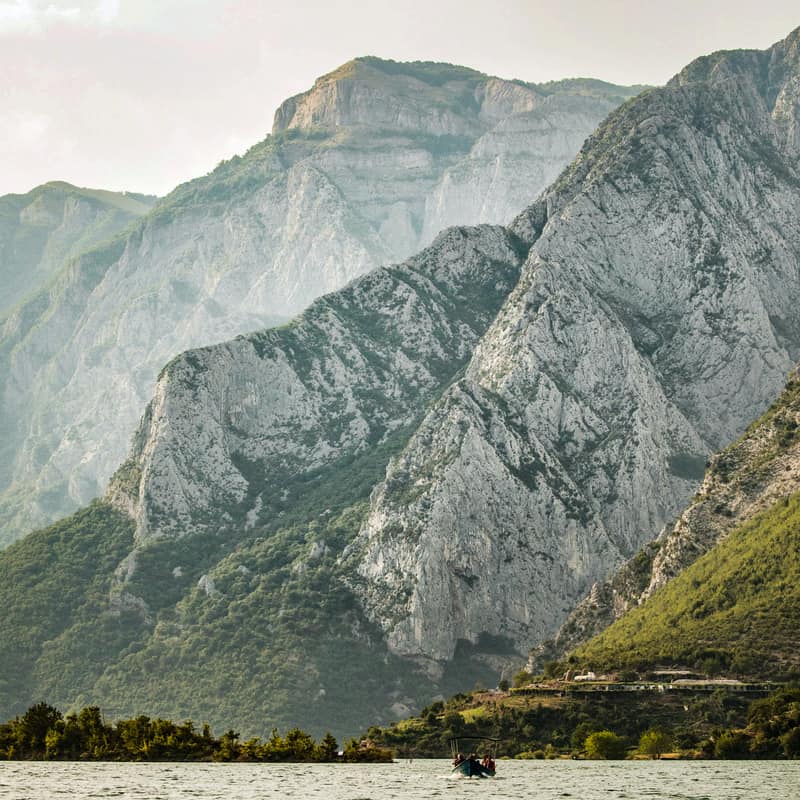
543,368,800,661
420,92,630,245
0,58,637,547
108,226,526,547
350,28,800,668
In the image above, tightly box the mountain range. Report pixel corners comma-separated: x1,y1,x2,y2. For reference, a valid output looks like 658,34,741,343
0,60,638,547
2,29,800,738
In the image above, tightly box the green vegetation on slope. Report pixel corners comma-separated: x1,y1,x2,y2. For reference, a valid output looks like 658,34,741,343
568,492,800,677
0,429,423,738
362,682,799,759
0,502,135,717
355,57,486,87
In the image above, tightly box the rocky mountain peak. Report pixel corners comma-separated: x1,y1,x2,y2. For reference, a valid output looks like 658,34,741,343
271,57,540,137
669,26,800,121
351,27,800,668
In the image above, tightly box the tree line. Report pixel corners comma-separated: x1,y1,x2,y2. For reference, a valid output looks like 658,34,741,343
365,685,800,759
0,703,392,762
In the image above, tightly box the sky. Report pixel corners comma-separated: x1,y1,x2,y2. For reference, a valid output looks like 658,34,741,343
1,0,798,198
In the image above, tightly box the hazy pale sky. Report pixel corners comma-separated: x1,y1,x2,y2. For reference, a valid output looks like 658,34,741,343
1,0,798,198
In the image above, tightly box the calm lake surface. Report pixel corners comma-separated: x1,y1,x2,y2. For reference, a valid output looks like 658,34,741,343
0,759,798,799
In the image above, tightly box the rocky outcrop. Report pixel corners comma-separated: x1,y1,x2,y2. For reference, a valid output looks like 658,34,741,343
543,368,800,662
350,27,800,668
108,225,526,545
0,58,637,547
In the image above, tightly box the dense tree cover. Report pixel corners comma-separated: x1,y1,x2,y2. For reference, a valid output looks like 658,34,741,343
0,703,391,762
361,685,800,759
569,492,800,678
0,502,135,719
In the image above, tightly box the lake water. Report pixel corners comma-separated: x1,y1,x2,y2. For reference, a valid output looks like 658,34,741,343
0,759,797,799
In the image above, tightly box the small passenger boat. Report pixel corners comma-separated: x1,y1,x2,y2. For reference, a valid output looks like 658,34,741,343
449,736,499,778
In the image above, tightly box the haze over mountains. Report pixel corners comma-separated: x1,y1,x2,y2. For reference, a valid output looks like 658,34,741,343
0,58,639,547
2,28,800,740
0,183,155,319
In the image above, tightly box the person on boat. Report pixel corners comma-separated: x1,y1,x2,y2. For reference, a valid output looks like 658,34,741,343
468,752,481,771
481,754,496,772
453,752,465,767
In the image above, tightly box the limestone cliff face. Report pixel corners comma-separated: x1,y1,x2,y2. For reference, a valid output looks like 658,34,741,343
0,60,636,546
108,226,526,547
350,28,800,666
545,368,800,660
273,60,638,256
420,91,632,244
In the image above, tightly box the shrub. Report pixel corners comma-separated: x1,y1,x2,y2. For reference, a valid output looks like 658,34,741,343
638,729,672,759
584,730,627,759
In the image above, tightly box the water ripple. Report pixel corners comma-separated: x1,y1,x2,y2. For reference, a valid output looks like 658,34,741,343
0,760,797,799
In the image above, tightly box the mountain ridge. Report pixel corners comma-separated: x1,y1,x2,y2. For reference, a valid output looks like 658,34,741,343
0,58,638,546
349,25,800,667
3,30,800,737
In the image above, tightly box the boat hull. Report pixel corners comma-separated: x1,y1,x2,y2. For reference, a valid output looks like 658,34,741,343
452,760,495,778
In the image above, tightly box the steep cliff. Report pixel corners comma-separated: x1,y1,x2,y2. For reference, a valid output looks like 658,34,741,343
0,58,636,546
538,368,800,663
350,28,800,668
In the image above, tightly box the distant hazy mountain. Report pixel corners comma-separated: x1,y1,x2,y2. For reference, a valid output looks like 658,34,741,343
0,181,155,318
0,58,638,546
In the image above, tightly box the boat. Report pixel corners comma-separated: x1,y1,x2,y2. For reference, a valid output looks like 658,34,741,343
449,736,499,778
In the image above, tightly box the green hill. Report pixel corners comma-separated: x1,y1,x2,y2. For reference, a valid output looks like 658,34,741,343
568,491,800,677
